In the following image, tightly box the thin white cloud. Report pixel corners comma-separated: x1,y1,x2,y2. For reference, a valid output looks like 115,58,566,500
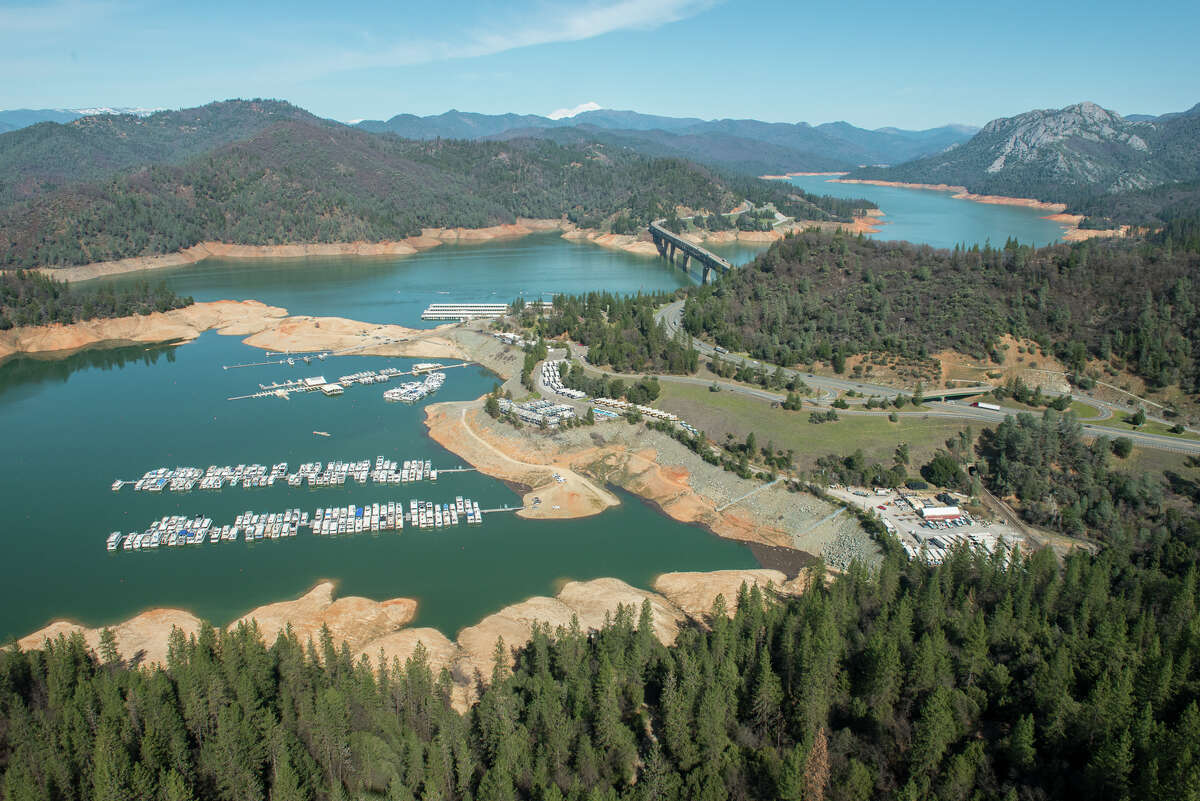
548,101,602,119
466,0,718,58
0,0,119,33
262,0,719,81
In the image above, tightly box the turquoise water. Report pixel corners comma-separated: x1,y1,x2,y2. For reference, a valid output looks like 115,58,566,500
0,334,755,641
0,237,760,643
2,201,1068,643
115,234,699,326
786,175,1069,249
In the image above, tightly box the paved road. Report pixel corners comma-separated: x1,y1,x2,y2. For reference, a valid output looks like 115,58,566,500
655,300,955,400
650,301,1200,456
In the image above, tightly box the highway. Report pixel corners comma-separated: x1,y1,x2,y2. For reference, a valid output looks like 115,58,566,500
647,300,1200,456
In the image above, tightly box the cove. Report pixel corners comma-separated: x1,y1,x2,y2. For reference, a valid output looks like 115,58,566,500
0,328,755,644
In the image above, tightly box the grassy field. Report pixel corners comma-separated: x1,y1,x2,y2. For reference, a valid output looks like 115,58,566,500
1120,447,1199,477
1069,399,1105,419
655,382,971,470
1102,416,1200,440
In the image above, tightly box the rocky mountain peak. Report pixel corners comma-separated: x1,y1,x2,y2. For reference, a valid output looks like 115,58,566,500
978,101,1150,174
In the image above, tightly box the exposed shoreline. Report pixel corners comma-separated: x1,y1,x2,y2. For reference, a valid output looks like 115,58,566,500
758,171,849,179
762,173,1127,242
33,211,882,284
828,178,1126,242
37,219,575,283
423,398,805,550
18,569,805,710
0,299,469,364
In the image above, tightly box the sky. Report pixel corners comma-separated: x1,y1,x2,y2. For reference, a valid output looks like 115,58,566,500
2,0,1198,129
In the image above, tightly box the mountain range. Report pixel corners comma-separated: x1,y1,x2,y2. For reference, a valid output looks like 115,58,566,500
852,101,1200,222
356,109,978,174
0,100,873,270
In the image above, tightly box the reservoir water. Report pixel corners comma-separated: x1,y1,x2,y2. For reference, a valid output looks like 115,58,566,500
1,189,1071,643
0,238,747,644
785,175,1070,249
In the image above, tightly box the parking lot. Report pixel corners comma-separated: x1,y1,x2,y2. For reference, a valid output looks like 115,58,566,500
827,486,1028,563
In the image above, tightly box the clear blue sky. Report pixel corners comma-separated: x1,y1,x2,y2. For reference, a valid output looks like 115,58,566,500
2,0,1197,128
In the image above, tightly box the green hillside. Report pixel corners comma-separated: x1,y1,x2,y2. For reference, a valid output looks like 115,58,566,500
0,119,869,269
0,100,329,207
683,221,1200,392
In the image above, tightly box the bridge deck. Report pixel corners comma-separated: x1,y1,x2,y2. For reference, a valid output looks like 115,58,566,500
649,221,733,274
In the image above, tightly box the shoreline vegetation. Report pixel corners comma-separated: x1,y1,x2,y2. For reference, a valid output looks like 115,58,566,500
17,569,804,711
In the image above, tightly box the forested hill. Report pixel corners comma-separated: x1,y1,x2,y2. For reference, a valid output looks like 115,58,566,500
852,101,1200,224
0,269,191,329
0,119,865,269
0,99,331,207
682,220,1200,392
359,108,978,175
3,470,1199,800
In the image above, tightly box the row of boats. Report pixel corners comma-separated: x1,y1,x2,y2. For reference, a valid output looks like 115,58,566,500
383,371,446,403
114,456,443,493
104,509,307,550
104,497,484,551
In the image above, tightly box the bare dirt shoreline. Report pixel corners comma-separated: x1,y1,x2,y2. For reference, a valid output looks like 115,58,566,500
828,178,1126,241
18,570,805,710
0,299,468,363
35,211,892,284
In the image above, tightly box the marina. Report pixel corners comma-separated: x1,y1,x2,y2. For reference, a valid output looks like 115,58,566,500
227,363,468,401
0,240,753,642
382,370,446,403
113,455,477,493
420,301,553,320
105,495,496,551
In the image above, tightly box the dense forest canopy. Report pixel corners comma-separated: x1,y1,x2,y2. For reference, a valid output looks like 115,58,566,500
3,468,1198,801
0,100,332,207
681,221,1200,393
0,269,192,329
534,292,699,375
0,115,873,270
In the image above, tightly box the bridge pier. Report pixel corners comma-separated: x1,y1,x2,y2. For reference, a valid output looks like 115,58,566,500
651,231,667,258
648,220,734,284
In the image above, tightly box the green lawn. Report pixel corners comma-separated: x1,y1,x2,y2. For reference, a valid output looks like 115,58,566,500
1069,399,1104,420
655,382,970,470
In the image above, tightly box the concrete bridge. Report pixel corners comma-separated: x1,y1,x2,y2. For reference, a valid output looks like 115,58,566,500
649,220,733,283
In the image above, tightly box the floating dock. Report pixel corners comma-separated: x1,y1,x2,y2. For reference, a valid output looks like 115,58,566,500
113,456,477,493
227,363,471,401
420,302,552,320
105,495,492,551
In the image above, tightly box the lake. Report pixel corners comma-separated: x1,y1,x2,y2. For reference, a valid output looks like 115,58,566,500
1,191,1072,643
0,237,752,644
785,175,1070,249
